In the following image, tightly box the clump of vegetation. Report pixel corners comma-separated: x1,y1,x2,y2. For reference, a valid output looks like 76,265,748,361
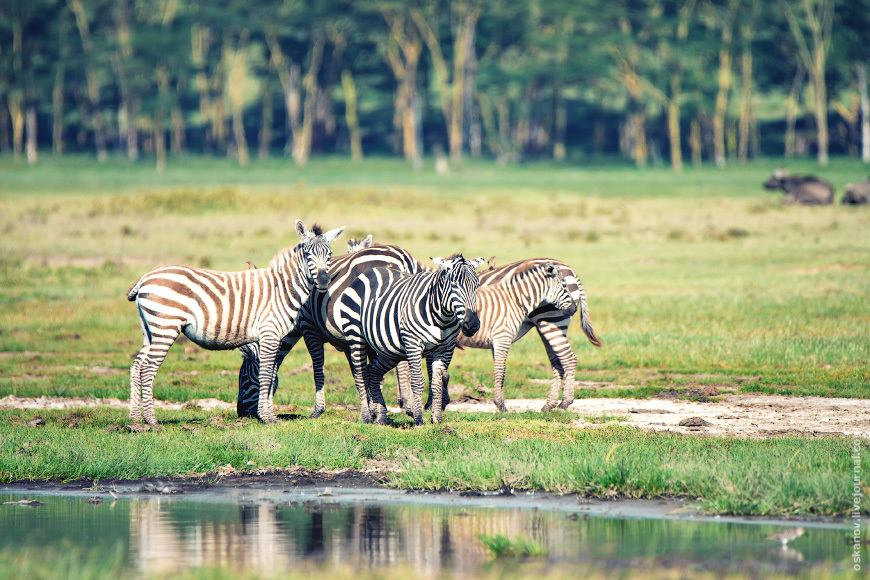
478,533,548,559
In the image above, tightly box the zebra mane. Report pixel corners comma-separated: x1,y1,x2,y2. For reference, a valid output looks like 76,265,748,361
267,242,303,271
311,223,323,236
483,258,562,283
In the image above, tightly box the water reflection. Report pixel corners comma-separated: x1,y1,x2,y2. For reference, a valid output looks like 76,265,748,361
0,491,861,577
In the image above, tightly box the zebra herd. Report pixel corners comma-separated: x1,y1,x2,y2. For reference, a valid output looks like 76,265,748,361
127,220,601,427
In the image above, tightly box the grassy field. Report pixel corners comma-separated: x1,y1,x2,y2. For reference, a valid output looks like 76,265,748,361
0,155,868,514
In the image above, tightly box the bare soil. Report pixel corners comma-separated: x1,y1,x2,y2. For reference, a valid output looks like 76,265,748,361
3,390,868,438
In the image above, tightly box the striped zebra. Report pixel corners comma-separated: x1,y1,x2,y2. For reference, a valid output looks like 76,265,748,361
337,255,485,425
398,258,601,413
126,220,344,426
235,242,426,419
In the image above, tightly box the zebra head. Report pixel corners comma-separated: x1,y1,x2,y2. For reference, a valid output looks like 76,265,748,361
346,234,374,254
431,255,485,337
542,262,578,316
295,220,345,292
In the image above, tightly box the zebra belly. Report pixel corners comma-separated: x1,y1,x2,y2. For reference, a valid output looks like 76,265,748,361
182,326,253,351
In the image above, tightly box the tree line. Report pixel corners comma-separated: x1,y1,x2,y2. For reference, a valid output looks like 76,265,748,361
1,0,868,171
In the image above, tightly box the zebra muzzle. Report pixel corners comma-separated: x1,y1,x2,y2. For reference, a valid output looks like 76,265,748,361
565,301,578,317
461,311,480,337
315,269,330,291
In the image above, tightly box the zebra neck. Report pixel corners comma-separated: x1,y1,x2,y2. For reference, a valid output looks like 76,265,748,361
427,272,455,325
271,249,310,307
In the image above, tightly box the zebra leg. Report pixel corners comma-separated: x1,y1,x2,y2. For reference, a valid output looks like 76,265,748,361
423,355,450,411
237,343,259,418
137,331,179,427
396,361,411,412
491,336,512,413
404,345,426,427
365,357,393,425
255,333,281,424
305,335,328,419
346,344,373,424
129,345,149,422
535,319,577,411
430,349,455,424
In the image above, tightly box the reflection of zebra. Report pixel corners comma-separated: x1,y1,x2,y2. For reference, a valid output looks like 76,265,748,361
337,255,484,425
127,220,344,426
235,243,425,418
399,258,601,413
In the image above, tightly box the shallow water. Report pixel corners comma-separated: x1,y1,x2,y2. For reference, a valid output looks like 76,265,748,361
0,486,863,578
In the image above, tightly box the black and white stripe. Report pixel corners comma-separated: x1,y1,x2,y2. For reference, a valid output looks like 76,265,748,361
127,220,344,426
235,242,425,419
337,255,484,425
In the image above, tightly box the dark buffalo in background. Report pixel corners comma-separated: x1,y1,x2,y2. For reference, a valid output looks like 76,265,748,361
763,169,835,205
842,178,870,205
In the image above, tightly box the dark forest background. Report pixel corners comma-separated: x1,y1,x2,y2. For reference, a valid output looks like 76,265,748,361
1,0,869,171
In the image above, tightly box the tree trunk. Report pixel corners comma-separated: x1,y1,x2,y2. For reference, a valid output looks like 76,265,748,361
154,116,166,172
8,94,23,161
341,70,363,161
258,76,274,159
25,100,37,165
690,117,702,166
52,62,66,155
228,30,250,167
292,33,325,167
813,53,828,166
171,104,185,154
380,11,422,166
553,83,566,161
0,95,10,154
858,62,870,163
737,45,753,162
667,73,683,172
785,66,803,157
713,43,732,167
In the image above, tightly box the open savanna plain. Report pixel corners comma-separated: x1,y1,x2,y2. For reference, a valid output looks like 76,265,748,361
1,156,868,518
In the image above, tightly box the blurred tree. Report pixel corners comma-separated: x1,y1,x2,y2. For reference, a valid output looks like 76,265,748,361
781,0,834,166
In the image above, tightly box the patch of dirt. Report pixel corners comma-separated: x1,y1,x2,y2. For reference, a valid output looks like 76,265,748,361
3,392,870,438
447,393,870,438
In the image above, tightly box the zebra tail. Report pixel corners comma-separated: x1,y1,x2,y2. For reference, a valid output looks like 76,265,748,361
578,293,602,348
126,276,146,302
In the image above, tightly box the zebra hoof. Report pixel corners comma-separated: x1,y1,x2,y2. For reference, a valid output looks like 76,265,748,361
309,408,325,419
558,400,574,410
541,403,556,413
495,403,507,413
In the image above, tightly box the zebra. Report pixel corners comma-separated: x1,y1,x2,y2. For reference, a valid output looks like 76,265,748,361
235,242,426,419
126,219,345,426
398,258,601,413
337,255,485,425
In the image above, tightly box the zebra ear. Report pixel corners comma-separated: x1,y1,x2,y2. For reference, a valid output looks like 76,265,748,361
543,262,560,277
361,234,373,248
295,219,312,239
468,257,486,270
431,257,450,270
322,226,346,243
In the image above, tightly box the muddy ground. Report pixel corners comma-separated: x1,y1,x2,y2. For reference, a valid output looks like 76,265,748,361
2,389,868,438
